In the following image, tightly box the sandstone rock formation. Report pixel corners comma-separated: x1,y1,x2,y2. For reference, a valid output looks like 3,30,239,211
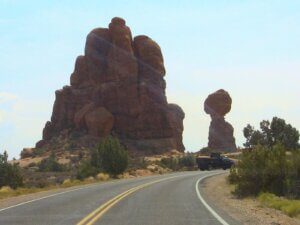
35,17,185,155
20,148,35,159
204,89,236,152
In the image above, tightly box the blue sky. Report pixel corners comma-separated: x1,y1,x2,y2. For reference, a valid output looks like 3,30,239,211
1,0,299,159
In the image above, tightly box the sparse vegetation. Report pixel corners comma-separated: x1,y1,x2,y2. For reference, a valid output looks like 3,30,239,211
0,186,47,200
0,178,98,200
0,151,23,189
229,144,300,198
76,161,98,180
32,148,46,157
160,157,179,171
96,173,110,181
28,162,37,167
258,193,300,218
38,152,66,172
160,153,196,171
76,136,128,179
179,153,196,169
93,136,128,177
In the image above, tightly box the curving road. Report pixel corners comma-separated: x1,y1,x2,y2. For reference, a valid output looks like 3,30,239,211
0,171,241,225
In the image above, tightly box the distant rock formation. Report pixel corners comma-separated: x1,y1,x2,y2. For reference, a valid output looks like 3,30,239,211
35,17,185,156
204,89,236,152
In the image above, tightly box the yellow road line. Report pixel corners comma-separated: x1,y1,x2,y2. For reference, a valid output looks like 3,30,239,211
76,174,187,225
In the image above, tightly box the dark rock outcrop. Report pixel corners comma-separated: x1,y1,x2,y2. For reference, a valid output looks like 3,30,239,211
204,89,236,152
20,148,35,159
36,17,185,154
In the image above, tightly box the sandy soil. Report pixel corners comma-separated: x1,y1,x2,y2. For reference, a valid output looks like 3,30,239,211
202,173,300,225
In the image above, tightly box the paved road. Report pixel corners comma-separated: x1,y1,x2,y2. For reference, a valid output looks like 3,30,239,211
0,171,241,225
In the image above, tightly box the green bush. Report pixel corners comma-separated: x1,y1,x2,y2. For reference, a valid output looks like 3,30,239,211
243,117,299,150
160,157,179,171
93,136,128,176
76,161,98,180
179,153,196,168
38,153,65,172
229,144,300,198
160,154,196,171
0,151,23,189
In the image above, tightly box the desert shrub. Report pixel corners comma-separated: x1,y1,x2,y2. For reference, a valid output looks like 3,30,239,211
0,186,13,194
96,173,110,181
179,153,196,168
228,166,239,184
61,179,81,188
35,179,50,188
160,157,179,171
229,144,300,198
62,178,72,187
38,153,65,172
76,161,98,180
62,142,77,151
32,148,46,157
0,151,23,189
28,162,37,167
90,148,101,169
93,136,128,176
127,157,148,170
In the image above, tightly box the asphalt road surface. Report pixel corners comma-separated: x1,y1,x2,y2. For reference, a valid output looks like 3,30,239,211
0,171,241,225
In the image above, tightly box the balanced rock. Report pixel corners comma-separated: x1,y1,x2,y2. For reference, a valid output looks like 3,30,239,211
204,89,232,118
204,89,236,152
36,17,185,154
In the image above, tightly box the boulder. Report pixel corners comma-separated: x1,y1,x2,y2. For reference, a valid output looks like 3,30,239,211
204,89,232,118
85,107,114,137
74,103,95,128
20,148,34,159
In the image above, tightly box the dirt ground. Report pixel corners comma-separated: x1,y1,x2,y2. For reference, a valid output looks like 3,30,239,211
202,173,300,225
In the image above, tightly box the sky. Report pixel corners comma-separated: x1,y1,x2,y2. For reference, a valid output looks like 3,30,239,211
0,0,299,159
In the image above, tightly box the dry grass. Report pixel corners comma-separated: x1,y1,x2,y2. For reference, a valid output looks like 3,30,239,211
96,173,110,181
0,185,56,200
258,193,300,218
10,157,46,168
0,178,100,200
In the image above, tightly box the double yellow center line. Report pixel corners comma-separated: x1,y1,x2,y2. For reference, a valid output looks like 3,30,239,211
77,175,184,225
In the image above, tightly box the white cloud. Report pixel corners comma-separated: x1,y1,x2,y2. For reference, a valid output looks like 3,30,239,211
0,92,17,104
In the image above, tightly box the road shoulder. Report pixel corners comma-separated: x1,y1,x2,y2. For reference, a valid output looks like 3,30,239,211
201,172,300,225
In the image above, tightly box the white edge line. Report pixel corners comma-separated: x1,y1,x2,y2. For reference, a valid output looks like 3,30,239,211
195,172,230,225
0,172,194,213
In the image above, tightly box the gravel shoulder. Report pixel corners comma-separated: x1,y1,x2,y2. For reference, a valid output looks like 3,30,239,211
202,172,300,225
